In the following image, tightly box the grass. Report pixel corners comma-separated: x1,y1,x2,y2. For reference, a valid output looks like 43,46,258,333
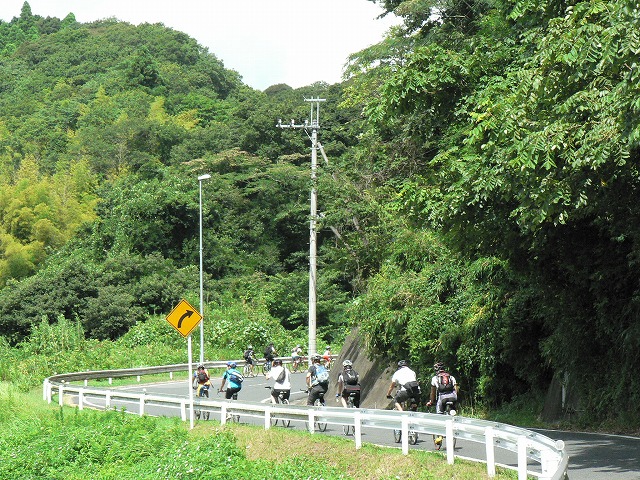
2,384,520,480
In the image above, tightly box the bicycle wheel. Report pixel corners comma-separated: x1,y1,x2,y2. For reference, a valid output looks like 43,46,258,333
393,429,402,443
201,389,210,421
433,434,443,450
281,399,290,427
408,431,418,445
243,364,251,377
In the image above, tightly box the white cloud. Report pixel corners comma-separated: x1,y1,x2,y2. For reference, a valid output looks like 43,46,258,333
0,0,399,90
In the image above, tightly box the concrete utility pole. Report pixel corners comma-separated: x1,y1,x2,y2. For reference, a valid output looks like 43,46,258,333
277,98,326,359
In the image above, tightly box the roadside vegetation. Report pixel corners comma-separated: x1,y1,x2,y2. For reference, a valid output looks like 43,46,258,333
1,385,518,480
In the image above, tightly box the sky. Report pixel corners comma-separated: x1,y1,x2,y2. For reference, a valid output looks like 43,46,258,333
0,0,399,90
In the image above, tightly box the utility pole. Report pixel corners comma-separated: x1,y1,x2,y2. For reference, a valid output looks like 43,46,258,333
277,98,326,359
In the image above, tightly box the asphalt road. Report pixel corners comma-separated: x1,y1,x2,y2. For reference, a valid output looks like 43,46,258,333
77,372,640,479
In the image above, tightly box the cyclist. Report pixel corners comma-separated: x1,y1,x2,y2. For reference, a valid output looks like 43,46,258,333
192,364,211,396
219,361,243,399
426,361,458,414
336,359,361,408
322,345,332,369
266,358,291,403
291,344,303,370
386,360,420,411
306,354,330,405
243,345,257,376
263,342,277,372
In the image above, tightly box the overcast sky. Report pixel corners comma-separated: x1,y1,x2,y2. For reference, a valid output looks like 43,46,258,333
0,0,399,90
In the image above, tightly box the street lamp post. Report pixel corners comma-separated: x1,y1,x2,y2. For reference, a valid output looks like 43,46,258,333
198,173,211,364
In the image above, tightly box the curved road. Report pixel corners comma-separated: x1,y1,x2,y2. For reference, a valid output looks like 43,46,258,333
78,372,640,479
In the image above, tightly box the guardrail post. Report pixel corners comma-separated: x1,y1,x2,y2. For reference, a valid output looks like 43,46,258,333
221,404,227,425
354,411,362,450
139,393,145,416
58,384,64,406
78,389,84,410
180,401,186,421
84,379,88,387
108,378,112,385
170,372,173,380
446,419,455,465
308,409,315,433
265,406,272,430
517,435,528,480
401,415,409,455
485,426,496,477
137,375,141,382
105,392,111,410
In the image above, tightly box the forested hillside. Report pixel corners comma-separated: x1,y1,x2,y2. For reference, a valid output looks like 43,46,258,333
0,0,638,429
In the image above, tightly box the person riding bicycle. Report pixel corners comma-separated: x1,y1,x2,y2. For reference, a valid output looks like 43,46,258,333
291,344,303,369
192,364,211,396
306,354,330,406
243,345,257,376
322,345,332,369
266,358,291,403
336,359,361,408
386,360,421,411
263,342,277,370
426,361,458,414
219,361,243,399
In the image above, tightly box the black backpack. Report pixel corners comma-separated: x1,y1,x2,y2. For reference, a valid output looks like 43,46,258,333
436,372,455,393
343,368,359,386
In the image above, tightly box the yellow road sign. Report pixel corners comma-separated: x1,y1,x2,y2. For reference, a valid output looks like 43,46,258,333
166,299,202,338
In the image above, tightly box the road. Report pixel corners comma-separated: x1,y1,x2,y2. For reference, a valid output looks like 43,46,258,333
76,372,640,479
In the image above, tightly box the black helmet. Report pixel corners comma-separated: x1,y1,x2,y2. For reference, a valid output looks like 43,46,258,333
312,354,322,362
397,360,407,368
434,361,445,373
273,358,283,366
197,364,205,370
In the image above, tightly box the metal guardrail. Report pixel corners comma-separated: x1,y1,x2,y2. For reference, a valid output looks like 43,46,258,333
42,361,568,480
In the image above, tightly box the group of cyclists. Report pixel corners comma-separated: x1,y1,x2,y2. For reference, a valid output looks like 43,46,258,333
193,345,459,418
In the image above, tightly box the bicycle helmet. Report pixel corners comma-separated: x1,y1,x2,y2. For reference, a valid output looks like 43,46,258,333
197,364,205,370
342,359,353,367
434,361,445,373
312,354,322,362
227,361,237,368
273,358,283,366
397,360,407,368
247,345,253,349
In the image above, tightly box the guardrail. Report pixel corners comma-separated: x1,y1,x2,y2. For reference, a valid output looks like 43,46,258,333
42,361,568,480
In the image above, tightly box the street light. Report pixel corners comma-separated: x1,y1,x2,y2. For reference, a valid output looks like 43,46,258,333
198,173,211,364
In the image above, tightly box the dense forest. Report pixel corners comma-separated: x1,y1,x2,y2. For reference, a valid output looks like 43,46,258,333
0,0,638,428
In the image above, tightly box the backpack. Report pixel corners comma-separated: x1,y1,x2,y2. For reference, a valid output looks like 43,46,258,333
436,372,454,393
343,368,359,386
314,364,330,384
197,372,207,382
228,370,244,385
243,349,252,360
276,367,287,383
264,346,273,358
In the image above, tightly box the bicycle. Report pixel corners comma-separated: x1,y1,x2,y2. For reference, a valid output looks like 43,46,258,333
392,395,419,445
243,361,256,378
431,400,458,450
304,390,327,432
341,391,358,436
265,386,290,427
261,360,273,375
194,384,210,421
291,356,306,373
